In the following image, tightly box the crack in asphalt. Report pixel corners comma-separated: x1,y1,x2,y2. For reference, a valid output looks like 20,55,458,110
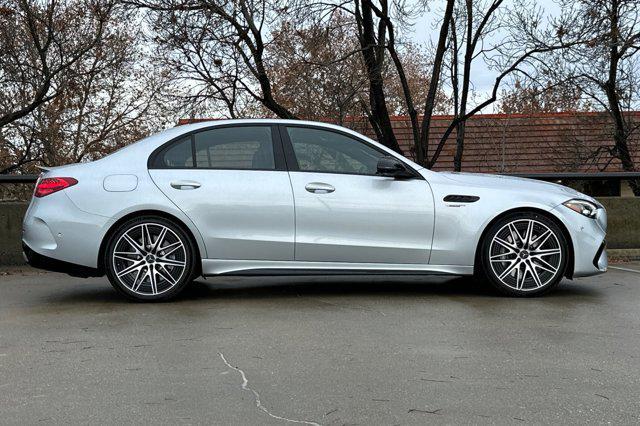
218,352,320,426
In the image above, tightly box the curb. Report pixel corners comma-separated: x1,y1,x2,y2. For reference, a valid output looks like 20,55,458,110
608,248,640,261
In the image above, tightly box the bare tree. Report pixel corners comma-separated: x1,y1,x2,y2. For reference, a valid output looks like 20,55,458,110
498,76,592,114
266,12,440,133
418,0,455,165
130,0,298,120
347,0,455,160
427,0,586,169
0,0,114,130
445,0,505,171
301,0,453,156
266,14,369,123
555,0,640,194
137,0,449,154
0,6,172,174
352,0,402,152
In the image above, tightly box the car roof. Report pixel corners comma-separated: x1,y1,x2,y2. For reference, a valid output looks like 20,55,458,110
173,118,359,133
99,118,425,173
139,119,381,152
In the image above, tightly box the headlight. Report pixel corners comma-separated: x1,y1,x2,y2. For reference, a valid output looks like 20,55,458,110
563,199,598,218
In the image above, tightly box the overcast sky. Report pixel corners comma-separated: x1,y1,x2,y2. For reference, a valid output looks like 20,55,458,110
406,0,561,99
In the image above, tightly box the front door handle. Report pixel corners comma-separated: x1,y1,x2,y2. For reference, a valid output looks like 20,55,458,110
305,182,335,194
170,180,201,190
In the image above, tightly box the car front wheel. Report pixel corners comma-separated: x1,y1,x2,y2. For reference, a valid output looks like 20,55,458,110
104,216,197,301
480,212,569,296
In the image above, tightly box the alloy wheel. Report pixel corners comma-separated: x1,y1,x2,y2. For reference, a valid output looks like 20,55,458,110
488,219,562,291
111,223,187,296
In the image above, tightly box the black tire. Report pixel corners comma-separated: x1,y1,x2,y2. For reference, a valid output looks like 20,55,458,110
104,215,198,302
479,211,569,297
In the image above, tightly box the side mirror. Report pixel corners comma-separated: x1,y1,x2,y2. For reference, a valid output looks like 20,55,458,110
376,156,413,178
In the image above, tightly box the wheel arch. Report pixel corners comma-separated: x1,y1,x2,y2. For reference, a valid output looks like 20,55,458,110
473,207,575,279
97,209,203,276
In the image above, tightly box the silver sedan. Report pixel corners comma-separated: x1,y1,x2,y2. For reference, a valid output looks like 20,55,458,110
22,119,607,301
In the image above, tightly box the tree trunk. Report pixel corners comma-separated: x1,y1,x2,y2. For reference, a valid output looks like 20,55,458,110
612,126,640,195
385,26,419,158
453,0,474,172
609,106,640,195
418,0,455,166
357,1,402,153
604,0,639,195
606,81,637,194
454,121,466,171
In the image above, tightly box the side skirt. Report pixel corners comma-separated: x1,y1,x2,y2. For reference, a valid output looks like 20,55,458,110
202,259,473,277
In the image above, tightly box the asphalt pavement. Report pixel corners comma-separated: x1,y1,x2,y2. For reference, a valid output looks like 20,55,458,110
1,265,639,424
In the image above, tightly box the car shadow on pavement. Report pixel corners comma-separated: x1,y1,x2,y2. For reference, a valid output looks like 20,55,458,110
179,275,602,300
39,274,604,306
181,275,492,299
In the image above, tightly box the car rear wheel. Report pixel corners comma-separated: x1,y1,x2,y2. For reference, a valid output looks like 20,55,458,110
480,212,568,296
104,216,197,301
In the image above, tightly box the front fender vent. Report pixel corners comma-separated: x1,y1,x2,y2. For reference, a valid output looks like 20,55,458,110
443,195,480,203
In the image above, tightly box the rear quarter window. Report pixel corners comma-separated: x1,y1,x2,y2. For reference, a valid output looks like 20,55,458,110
159,136,194,168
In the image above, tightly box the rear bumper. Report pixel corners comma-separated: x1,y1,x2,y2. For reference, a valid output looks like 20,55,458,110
23,242,101,277
22,191,108,269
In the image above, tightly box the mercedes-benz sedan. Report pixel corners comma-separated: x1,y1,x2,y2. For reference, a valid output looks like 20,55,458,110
22,119,607,301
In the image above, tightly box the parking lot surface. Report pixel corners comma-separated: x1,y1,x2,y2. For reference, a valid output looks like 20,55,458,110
1,265,639,424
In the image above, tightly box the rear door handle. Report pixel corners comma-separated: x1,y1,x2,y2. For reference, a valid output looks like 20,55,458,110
170,180,201,190
305,182,335,194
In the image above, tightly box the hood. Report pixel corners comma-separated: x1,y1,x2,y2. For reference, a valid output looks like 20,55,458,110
436,171,595,203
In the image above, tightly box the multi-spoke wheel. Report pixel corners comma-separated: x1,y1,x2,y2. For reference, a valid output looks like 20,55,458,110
480,212,568,296
104,216,197,301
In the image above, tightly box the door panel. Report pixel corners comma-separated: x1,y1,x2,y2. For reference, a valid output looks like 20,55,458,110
148,125,294,261
150,169,294,260
288,171,434,264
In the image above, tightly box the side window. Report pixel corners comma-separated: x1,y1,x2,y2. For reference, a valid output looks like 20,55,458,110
286,127,385,175
161,136,194,168
194,126,275,170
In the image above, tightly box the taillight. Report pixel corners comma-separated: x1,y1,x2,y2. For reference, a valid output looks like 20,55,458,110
34,177,78,197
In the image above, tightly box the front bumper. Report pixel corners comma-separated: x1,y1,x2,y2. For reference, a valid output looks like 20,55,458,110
592,240,607,272
552,204,607,278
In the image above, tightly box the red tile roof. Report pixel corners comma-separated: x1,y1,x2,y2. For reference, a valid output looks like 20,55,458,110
179,111,640,173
